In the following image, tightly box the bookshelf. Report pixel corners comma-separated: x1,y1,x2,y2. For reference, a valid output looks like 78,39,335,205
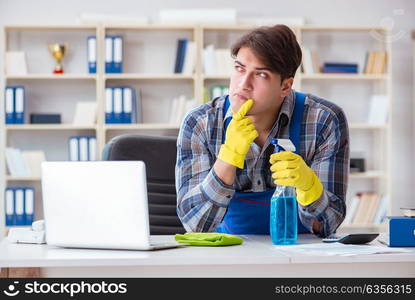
0,24,392,238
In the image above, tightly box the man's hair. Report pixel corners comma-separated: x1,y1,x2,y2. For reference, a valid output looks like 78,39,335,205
231,24,302,82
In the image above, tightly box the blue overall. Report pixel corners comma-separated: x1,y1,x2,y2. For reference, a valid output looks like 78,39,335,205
216,92,309,234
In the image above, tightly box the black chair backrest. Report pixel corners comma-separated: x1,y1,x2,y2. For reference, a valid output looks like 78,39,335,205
103,134,186,235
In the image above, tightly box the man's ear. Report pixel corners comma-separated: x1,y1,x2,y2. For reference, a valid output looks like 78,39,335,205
280,77,294,97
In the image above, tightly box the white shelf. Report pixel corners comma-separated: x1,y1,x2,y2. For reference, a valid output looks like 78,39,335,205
202,75,231,80
300,73,388,80
104,74,196,80
104,124,180,131
6,125,97,131
349,171,386,179
6,176,41,182
349,123,388,130
5,74,97,80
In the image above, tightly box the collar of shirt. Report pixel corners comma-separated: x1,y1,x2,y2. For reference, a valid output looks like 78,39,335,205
222,90,296,156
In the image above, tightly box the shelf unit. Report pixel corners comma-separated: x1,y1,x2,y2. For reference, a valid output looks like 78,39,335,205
1,24,392,237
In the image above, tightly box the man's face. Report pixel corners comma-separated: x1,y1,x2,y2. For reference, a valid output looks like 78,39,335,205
229,47,291,116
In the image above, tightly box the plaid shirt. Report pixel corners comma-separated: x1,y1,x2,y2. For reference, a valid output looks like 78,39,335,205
175,90,349,237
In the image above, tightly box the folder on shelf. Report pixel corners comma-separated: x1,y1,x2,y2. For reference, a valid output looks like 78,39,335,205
24,188,35,225
79,136,89,161
14,86,25,124
5,188,15,226
14,188,25,226
105,87,114,124
68,137,79,161
87,36,97,74
122,86,137,123
105,36,113,73
88,136,97,161
174,39,187,73
113,87,123,123
113,36,123,73
5,86,14,124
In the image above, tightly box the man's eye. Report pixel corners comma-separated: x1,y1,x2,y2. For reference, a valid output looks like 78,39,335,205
235,65,243,72
258,72,267,78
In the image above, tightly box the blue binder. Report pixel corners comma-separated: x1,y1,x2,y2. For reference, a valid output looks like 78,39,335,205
389,217,415,247
5,188,15,226
24,188,35,225
87,36,97,74
105,36,114,73
5,87,14,124
122,86,136,123
113,87,123,123
68,136,80,161
112,36,123,73
14,188,25,226
105,87,114,124
14,86,25,124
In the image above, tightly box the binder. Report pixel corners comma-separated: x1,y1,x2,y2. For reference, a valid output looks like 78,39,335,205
113,36,123,73
88,136,97,161
122,87,133,123
105,87,114,123
113,87,123,123
5,86,14,124
24,188,35,225
87,36,97,74
79,136,89,161
174,39,186,73
105,36,113,73
14,86,25,124
179,39,188,73
69,136,79,161
5,188,15,226
15,188,25,226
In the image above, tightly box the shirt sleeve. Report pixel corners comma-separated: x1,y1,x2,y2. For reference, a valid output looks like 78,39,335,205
298,108,349,238
175,113,235,232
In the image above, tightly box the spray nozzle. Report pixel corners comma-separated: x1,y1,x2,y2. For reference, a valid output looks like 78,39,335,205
271,138,296,153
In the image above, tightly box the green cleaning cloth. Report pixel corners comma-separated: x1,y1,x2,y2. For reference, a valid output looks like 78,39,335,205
174,233,243,246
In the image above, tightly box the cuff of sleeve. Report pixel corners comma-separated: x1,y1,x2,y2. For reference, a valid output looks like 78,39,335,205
218,145,245,169
296,173,323,206
298,188,329,217
200,167,235,208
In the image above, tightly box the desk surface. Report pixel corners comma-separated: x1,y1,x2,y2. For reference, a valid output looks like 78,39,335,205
1,235,415,277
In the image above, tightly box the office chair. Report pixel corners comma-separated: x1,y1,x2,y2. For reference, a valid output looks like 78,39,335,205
102,134,186,235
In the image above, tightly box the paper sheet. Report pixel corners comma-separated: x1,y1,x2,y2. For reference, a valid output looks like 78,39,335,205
275,243,413,256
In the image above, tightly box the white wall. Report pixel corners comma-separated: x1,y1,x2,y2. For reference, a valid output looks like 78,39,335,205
0,0,414,212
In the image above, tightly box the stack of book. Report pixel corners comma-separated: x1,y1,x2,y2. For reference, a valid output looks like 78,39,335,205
301,47,320,74
211,85,229,100
168,95,198,125
5,148,46,177
321,62,358,73
203,45,234,76
174,39,196,75
342,192,388,225
364,51,387,74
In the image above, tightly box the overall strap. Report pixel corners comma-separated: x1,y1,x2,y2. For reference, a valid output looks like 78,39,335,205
290,91,306,154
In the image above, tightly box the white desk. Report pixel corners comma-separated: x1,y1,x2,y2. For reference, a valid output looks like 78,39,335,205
1,235,414,277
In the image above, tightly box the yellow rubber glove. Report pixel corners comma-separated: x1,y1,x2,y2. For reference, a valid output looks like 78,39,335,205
218,99,259,169
269,151,323,206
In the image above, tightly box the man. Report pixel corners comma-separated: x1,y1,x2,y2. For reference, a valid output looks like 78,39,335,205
175,25,349,237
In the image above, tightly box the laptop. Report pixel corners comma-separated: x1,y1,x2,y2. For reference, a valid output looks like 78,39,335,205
41,161,182,250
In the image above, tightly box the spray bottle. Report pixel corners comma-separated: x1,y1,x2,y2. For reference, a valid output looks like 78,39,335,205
270,138,298,245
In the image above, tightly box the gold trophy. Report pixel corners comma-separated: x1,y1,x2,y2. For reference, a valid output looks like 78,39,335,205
48,43,67,74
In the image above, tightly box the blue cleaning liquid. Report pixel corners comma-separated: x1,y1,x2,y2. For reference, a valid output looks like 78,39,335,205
270,194,298,245
269,138,298,245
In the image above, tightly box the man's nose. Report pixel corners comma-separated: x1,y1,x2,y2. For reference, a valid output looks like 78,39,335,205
238,73,253,90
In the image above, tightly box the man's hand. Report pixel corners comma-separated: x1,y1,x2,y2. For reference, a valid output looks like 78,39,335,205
269,151,323,206
218,99,259,169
